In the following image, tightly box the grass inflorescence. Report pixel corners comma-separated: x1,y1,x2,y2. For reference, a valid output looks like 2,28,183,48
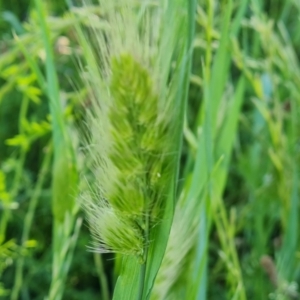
75,1,193,298
1,0,300,299
83,53,175,261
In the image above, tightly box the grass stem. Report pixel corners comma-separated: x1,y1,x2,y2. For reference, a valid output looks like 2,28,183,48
11,144,52,300
94,253,110,300
137,214,150,300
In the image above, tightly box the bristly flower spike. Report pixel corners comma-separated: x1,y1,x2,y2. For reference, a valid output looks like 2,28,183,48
75,0,190,265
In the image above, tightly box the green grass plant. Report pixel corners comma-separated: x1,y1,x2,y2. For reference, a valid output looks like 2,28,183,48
0,0,300,299
72,1,196,298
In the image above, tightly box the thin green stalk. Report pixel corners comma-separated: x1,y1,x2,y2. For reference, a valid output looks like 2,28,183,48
94,253,110,300
213,196,246,300
34,0,64,139
11,143,52,300
185,2,241,298
33,2,79,299
138,263,147,300
138,214,150,300
205,0,214,79
34,0,78,221
210,77,247,299
194,69,214,300
48,217,82,300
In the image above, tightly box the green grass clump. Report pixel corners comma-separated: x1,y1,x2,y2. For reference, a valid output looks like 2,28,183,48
1,0,300,299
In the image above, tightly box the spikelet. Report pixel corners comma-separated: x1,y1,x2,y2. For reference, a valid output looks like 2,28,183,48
76,0,182,262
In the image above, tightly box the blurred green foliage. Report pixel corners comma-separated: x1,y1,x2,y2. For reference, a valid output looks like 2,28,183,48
1,0,300,299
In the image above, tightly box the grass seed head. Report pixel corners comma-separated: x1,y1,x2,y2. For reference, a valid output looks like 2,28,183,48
78,0,178,259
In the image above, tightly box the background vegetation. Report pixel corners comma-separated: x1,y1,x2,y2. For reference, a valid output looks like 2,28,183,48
0,0,300,299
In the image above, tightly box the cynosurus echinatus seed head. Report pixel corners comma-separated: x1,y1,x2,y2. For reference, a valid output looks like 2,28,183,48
76,0,190,263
